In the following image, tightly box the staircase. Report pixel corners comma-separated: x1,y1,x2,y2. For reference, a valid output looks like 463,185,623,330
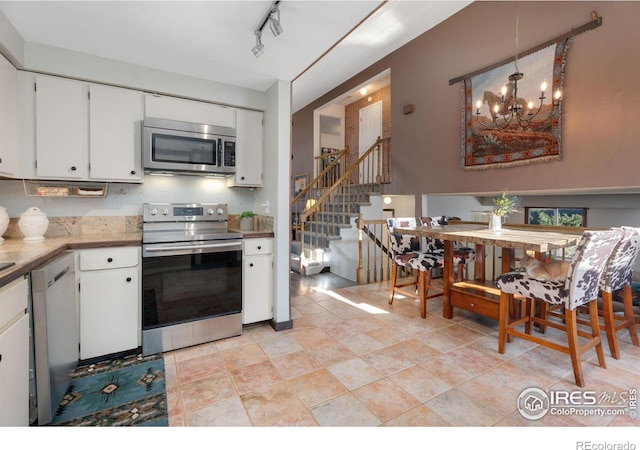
291,138,391,276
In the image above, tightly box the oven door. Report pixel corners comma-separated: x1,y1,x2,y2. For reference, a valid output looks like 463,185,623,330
142,240,242,332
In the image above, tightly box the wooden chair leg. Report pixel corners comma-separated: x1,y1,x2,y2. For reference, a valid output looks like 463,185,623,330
389,263,398,305
498,292,512,354
419,271,428,318
589,300,607,369
524,298,534,335
601,291,620,359
621,285,640,347
565,309,585,388
457,262,464,282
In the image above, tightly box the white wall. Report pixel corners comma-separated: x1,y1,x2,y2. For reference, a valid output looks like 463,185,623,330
0,177,256,218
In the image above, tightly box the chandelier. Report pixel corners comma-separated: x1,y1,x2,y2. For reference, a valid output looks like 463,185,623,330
474,17,562,130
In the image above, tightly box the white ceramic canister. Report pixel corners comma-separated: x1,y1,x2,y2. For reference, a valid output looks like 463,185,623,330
18,207,49,241
0,206,8,242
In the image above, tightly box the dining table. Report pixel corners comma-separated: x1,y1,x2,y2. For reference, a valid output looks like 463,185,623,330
395,223,582,322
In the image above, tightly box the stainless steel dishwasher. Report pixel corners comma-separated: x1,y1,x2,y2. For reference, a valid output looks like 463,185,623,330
31,251,78,425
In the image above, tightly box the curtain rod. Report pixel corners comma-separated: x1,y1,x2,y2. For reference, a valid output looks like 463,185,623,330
448,13,603,86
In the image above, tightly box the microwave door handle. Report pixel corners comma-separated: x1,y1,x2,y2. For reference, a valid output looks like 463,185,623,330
218,138,222,165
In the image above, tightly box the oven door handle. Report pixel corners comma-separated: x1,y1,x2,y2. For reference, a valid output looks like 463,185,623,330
144,241,241,254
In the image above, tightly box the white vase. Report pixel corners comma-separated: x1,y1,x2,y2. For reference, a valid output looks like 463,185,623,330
0,207,8,242
240,217,254,231
489,213,503,232
18,207,49,241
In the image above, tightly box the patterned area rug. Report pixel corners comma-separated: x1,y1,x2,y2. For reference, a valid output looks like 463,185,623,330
50,353,168,426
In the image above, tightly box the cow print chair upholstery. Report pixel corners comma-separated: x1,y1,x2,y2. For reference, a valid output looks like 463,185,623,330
419,216,476,281
495,229,623,387
597,226,640,359
386,217,443,318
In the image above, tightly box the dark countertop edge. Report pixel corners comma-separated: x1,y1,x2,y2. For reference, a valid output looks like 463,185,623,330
238,230,275,238
0,237,142,288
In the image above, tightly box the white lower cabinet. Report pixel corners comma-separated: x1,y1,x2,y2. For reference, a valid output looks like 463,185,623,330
0,276,29,426
77,247,140,360
242,238,273,324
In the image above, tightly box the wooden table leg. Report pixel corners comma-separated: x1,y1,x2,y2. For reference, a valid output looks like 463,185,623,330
443,240,453,319
498,291,510,354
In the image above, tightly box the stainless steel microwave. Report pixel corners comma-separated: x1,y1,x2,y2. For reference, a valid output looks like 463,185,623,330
143,117,236,175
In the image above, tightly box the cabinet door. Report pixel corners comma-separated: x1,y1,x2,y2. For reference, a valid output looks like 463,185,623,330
0,314,29,426
80,267,140,359
35,75,87,179
230,109,263,187
144,94,236,128
0,53,18,177
243,253,273,324
89,84,143,182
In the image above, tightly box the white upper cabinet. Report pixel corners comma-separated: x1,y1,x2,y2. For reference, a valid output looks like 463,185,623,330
144,94,236,128
0,53,18,177
16,72,144,183
89,84,143,182
229,108,263,187
35,75,88,179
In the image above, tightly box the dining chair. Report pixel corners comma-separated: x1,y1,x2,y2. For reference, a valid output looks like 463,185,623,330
495,229,623,387
386,217,443,318
419,216,476,281
597,226,640,359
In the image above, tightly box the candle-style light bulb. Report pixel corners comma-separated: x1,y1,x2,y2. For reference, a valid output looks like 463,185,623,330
540,81,547,92
554,90,562,100
527,101,534,109
501,86,507,96
476,100,482,110
493,104,500,114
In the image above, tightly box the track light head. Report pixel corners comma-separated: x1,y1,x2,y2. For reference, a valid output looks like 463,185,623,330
252,31,264,57
269,5,283,36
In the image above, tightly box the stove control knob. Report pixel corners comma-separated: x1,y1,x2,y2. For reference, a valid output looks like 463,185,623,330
162,208,169,215
149,208,158,216
207,208,214,215
216,208,225,215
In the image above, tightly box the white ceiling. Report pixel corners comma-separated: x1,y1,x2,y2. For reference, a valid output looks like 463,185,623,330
0,1,471,112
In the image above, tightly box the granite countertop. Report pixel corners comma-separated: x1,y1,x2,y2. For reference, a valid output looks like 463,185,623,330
0,229,275,287
0,233,142,288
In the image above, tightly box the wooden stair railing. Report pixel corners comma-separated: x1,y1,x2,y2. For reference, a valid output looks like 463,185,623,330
291,137,391,273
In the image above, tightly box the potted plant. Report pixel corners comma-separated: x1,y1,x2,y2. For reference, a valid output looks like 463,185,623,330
490,192,520,232
238,211,257,231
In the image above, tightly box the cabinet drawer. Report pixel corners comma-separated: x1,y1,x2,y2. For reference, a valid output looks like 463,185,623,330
79,247,140,271
0,277,28,330
243,238,272,256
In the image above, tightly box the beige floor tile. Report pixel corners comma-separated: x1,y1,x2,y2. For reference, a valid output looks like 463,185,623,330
267,409,319,426
185,396,252,426
361,344,417,376
229,359,284,395
339,333,385,356
425,388,505,426
289,368,348,407
310,392,381,426
257,334,304,359
306,339,357,366
241,381,307,426
352,378,421,423
388,365,454,402
366,326,409,346
386,338,441,364
321,321,362,340
327,357,384,390
384,404,452,426
270,349,324,379
175,352,227,384
220,342,269,370
180,372,238,412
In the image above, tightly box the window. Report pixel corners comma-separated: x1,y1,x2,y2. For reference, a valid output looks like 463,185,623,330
525,207,587,260
525,207,587,227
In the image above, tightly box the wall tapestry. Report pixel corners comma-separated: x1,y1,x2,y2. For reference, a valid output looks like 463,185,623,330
461,36,573,170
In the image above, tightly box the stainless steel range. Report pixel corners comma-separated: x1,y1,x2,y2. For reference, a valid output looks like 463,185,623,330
141,203,243,355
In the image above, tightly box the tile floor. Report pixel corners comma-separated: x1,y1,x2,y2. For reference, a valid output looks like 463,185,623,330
163,272,640,428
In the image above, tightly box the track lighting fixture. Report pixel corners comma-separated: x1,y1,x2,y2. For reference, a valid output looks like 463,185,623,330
251,1,283,57
252,31,264,57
